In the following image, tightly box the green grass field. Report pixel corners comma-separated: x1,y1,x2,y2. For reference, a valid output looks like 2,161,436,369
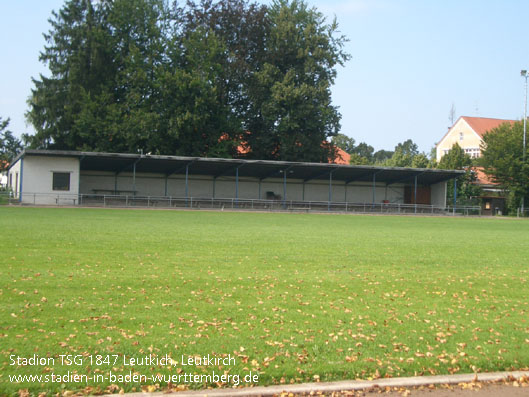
1,207,529,396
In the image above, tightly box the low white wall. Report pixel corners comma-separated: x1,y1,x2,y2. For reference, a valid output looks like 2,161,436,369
80,171,407,204
20,156,80,205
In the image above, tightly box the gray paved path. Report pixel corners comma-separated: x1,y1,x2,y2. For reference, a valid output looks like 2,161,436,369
115,371,529,397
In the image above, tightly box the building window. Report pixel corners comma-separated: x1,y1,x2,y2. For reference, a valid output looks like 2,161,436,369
459,132,464,141
52,172,70,191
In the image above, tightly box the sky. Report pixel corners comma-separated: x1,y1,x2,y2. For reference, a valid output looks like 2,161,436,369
1,0,528,154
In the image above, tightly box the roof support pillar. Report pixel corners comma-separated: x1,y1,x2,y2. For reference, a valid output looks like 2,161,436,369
283,168,287,209
235,166,239,207
234,164,245,207
213,177,216,199
19,157,24,203
185,163,190,206
78,156,84,203
414,175,418,214
131,157,142,197
133,161,137,196
328,170,334,211
344,179,357,203
164,175,168,197
258,179,261,200
302,182,306,201
453,178,457,215
372,172,376,208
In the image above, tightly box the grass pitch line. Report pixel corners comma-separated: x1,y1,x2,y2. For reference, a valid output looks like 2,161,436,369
115,371,529,397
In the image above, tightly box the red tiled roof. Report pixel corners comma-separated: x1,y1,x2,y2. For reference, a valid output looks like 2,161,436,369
330,146,350,164
223,132,350,164
461,116,516,138
471,166,498,186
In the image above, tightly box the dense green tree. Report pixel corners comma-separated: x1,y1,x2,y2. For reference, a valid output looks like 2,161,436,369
26,0,114,149
384,140,414,167
372,149,393,164
348,153,371,165
480,121,528,209
331,133,355,154
411,153,430,168
384,139,426,168
244,0,349,162
351,142,374,162
438,142,471,169
0,118,23,170
429,146,438,166
25,0,349,162
438,143,481,205
395,139,419,157
182,0,268,131
385,151,412,167
103,0,174,153
161,28,239,157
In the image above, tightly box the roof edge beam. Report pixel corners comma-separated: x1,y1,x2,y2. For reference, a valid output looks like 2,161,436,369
386,171,425,186
259,164,295,181
166,159,198,178
115,157,141,175
214,162,246,179
344,170,378,185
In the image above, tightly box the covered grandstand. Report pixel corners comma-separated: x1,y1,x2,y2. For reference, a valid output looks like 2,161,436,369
7,150,467,214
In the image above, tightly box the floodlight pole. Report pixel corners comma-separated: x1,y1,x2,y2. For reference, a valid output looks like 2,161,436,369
523,70,528,161
521,70,528,214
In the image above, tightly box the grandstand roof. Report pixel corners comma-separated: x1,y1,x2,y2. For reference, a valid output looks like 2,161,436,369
12,149,464,185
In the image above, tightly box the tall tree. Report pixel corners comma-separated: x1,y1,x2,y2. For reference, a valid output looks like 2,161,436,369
103,0,177,154
244,0,349,162
331,133,355,154
411,153,430,168
384,139,419,167
182,0,268,136
395,139,419,157
372,149,393,164
480,121,528,209
0,118,23,170
438,143,481,205
25,0,349,162
438,142,471,170
351,142,374,161
26,0,114,150
26,0,175,152
160,27,239,157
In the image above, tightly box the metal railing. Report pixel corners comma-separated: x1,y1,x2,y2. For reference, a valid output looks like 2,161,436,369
1,191,484,216
446,205,482,216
